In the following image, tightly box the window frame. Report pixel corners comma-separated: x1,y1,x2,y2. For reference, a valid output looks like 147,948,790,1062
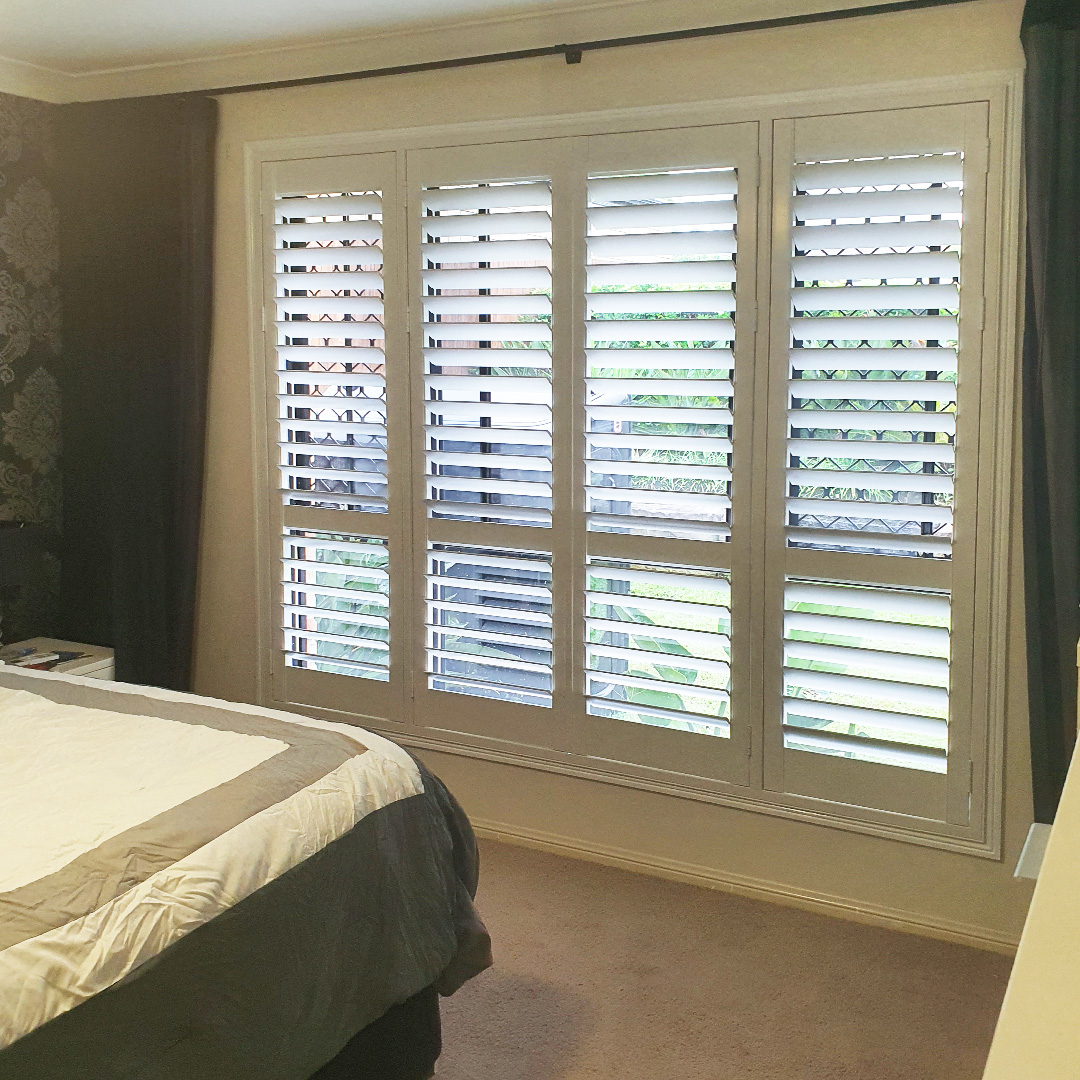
246,73,1021,857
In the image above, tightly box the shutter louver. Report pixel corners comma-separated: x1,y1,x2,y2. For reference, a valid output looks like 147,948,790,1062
787,153,962,558
283,531,390,680
783,579,950,772
422,180,553,527
275,191,388,514
427,544,553,707
585,168,737,542
586,560,731,736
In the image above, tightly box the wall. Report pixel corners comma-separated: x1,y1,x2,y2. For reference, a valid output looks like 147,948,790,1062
196,0,1038,949
0,91,60,643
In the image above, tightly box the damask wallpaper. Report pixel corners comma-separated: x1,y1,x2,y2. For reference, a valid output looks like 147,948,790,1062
0,92,61,643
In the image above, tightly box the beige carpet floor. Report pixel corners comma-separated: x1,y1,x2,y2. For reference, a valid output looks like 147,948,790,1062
437,839,1011,1080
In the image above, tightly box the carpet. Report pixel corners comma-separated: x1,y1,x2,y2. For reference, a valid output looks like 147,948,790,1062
437,839,1011,1080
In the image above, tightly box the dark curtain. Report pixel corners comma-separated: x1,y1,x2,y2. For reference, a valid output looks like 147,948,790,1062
57,96,217,691
1022,0,1080,822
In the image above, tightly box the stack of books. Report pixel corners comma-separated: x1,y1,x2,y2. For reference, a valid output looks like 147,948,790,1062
0,644,90,671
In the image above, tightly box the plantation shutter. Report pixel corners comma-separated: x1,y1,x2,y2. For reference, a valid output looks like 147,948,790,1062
575,126,759,785
786,152,962,557
408,141,563,750
421,179,553,527
275,190,387,514
765,105,989,822
268,154,404,720
259,108,1004,844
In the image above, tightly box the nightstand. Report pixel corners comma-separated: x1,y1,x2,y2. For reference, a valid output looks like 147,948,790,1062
0,637,115,680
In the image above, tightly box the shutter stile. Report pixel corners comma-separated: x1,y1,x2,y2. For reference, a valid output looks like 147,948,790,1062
586,167,738,543
275,190,388,514
282,531,390,681
786,152,963,559
422,179,553,528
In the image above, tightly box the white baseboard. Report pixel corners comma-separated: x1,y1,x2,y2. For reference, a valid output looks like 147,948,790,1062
472,817,1019,956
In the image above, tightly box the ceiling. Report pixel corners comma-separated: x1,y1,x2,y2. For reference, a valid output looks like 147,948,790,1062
0,0,628,74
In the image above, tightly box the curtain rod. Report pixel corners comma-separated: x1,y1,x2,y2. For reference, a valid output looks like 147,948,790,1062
208,0,979,96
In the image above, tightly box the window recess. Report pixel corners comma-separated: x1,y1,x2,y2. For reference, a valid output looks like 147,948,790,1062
258,103,1006,847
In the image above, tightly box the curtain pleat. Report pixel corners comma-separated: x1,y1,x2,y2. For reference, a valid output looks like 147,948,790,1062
1021,0,1080,822
57,96,217,691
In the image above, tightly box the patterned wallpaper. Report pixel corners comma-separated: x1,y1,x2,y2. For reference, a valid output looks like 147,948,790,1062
0,92,61,643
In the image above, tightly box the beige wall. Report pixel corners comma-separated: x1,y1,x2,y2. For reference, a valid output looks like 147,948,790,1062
197,0,1037,949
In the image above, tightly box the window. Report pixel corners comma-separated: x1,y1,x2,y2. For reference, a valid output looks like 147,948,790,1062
260,99,1007,848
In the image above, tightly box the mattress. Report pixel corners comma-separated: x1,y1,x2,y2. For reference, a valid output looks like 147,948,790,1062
0,667,490,1080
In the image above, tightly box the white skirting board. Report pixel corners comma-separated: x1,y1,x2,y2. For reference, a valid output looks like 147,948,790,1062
472,818,1020,956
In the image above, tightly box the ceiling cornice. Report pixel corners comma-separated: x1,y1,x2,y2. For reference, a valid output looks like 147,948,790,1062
0,54,69,103
0,0,875,103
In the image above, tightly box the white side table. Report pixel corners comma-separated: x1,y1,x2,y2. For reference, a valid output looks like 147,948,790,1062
0,637,115,680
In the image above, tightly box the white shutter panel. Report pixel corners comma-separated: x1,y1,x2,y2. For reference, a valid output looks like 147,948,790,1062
417,166,556,715
275,190,388,514
766,101,990,826
282,531,390,681
422,179,553,528
575,123,759,786
778,149,964,777
585,167,737,542
786,152,962,558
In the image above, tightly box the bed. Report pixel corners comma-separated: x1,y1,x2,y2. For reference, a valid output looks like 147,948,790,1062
0,665,491,1080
